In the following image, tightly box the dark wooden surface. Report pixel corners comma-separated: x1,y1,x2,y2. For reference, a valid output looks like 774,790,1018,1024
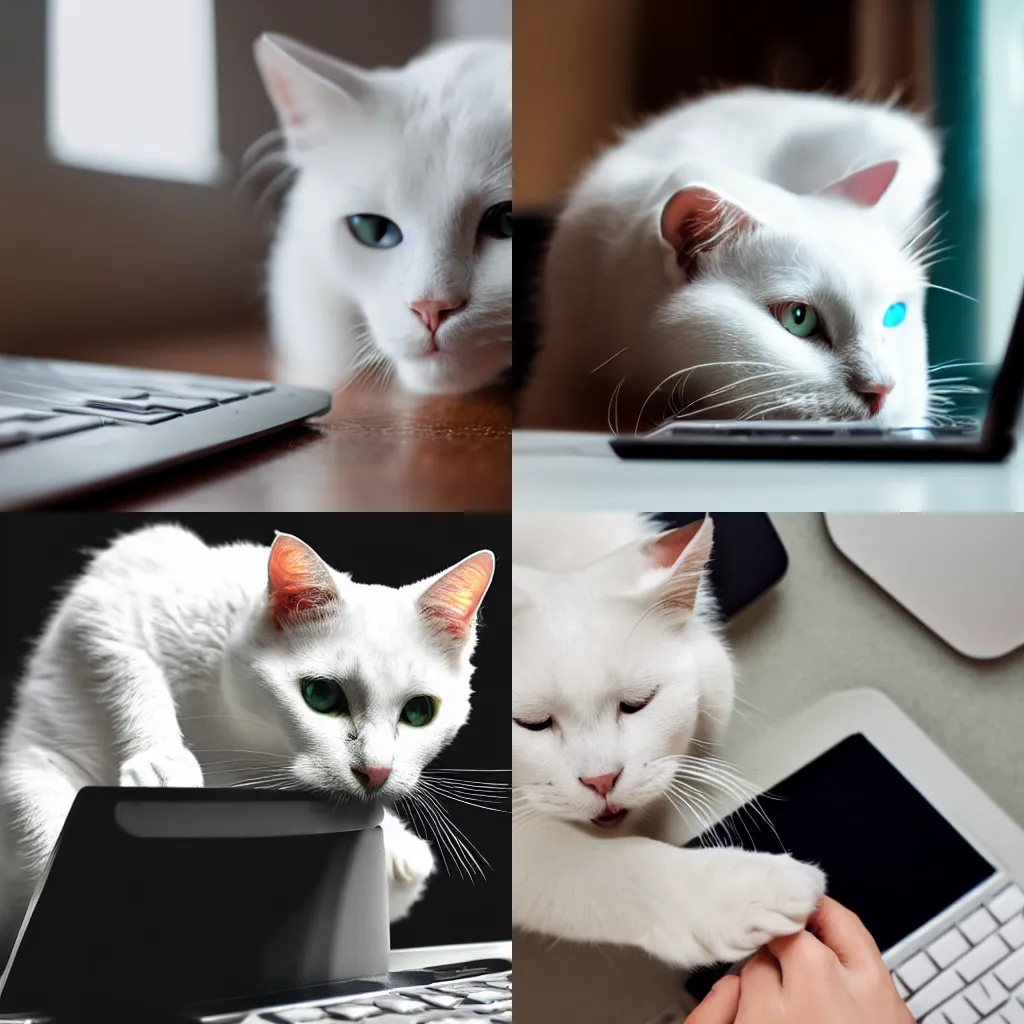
34,329,511,511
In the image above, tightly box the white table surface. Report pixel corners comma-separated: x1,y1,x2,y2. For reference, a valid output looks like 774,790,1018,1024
513,514,1024,1024
513,430,1024,511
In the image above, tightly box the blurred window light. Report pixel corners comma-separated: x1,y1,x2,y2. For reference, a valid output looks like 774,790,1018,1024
47,0,221,183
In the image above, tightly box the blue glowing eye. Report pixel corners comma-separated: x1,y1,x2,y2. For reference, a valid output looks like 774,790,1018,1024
883,302,907,328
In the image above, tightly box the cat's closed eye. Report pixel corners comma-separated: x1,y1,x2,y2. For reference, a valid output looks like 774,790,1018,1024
619,692,657,715
347,214,404,249
514,716,553,732
480,202,512,240
300,676,349,715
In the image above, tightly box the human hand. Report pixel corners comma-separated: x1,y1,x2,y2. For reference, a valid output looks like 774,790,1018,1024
687,897,913,1024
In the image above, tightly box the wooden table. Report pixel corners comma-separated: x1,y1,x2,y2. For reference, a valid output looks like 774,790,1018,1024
31,329,512,511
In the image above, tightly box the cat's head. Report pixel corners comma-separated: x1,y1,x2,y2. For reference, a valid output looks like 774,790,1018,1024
223,533,495,802
650,161,932,426
511,518,735,830
256,34,512,396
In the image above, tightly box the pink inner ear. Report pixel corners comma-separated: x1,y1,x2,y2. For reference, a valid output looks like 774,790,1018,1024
819,160,899,208
267,535,337,628
661,187,753,280
422,551,495,640
643,520,705,569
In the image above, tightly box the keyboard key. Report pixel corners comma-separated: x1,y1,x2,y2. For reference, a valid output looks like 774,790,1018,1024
893,972,910,999
418,993,463,1008
459,989,510,1004
931,930,973,969
489,1015,512,1023
991,888,1024,925
995,948,1024,991
936,993,981,1023
956,936,1011,983
269,1009,328,1022
323,1006,382,1020
56,403,180,425
962,909,1001,945
0,406,54,423
372,995,426,1012
908,970,966,1019
988,999,1024,1023
22,414,106,440
963,975,1009,1015
1001,916,1024,950
899,951,940,991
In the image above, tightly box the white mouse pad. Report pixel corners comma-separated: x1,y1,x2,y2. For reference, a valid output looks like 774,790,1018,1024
825,513,1024,660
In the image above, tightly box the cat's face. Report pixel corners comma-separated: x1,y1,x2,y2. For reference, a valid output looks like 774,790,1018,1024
511,520,734,830
651,166,931,427
223,534,494,803
258,36,512,396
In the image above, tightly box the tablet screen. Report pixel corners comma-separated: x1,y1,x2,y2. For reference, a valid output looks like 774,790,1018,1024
683,733,997,999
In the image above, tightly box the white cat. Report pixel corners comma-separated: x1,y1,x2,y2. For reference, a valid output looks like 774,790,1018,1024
511,513,825,967
520,88,942,432
0,525,495,949
254,34,512,396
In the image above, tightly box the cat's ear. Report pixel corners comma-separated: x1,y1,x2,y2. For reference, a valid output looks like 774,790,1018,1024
419,551,496,649
254,33,369,159
266,533,340,629
635,517,715,620
660,187,756,282
818,160,899,208
593,517,714,623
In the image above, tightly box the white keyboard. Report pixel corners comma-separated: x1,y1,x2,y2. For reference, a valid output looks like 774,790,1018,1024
244,970,512,1023
893,883,1024,1022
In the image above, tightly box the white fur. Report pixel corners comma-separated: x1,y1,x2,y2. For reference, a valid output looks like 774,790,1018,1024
511,514,825,967
256,35,512,396
0,525,494,948
522,88,942,431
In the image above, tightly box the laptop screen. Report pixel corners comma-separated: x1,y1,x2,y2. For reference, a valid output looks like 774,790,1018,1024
682,733,997,999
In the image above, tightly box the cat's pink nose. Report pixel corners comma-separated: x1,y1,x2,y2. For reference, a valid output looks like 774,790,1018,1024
858,382,894,417
579,770,622,798
353,765,392,792
409,298,467,335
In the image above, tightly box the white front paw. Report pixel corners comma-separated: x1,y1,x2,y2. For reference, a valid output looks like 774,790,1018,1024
386,828,435,922
694,853,826,963
119,744,205,788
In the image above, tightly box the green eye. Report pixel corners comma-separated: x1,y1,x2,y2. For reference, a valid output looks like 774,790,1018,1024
400,695,439,727
347,214,403,249
777,302,820,339
300,676,347,715
480,202,512,240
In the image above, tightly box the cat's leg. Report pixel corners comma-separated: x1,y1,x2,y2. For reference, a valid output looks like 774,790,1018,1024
381,809,435,923
80,642,204,788
267,232,364,390
513,815,825,968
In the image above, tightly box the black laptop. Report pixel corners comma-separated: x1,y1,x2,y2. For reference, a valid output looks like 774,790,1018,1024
0,789,511,1024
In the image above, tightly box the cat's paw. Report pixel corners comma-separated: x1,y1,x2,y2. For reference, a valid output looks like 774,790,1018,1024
385,828,435,922
694,853,826,963
119,744,205,788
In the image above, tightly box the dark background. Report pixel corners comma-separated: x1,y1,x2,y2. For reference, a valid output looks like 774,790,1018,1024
0,513,511,949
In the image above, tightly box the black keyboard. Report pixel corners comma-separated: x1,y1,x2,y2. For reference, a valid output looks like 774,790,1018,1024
0,355,331,508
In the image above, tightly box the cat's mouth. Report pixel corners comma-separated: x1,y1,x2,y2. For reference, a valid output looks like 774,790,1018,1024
591,806,628,828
